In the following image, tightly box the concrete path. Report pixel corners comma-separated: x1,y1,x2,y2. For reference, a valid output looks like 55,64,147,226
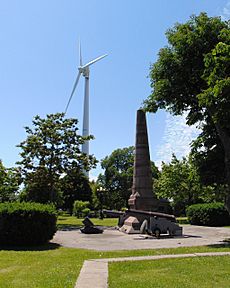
52,225,230,251
74,252,230,288
75,260,108,288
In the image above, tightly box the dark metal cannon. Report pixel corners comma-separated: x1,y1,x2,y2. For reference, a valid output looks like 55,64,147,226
103,209,182,236
80,217,103,234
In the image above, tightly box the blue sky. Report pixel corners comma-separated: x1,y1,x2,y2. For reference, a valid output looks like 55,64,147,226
0,0,229,178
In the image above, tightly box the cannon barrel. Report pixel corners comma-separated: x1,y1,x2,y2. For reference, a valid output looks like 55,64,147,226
103,209,175,221
103,209,125,218
127,209,176,222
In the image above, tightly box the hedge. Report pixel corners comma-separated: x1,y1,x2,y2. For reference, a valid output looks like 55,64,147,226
0,202,57,246
186,202,230,227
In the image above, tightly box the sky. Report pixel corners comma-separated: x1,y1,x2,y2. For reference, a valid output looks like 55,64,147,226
0,0,229,179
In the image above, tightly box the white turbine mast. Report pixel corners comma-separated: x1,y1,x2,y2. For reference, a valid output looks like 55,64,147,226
65,44,107,164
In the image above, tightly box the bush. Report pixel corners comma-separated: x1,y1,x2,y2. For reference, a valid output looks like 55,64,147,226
0,202,57,246
186,202,230,226
82,208,91,217
72,200,90,218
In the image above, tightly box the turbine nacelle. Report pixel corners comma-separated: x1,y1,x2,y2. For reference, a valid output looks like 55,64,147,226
65,50,107,114
78,53,108,78
79,66,89,78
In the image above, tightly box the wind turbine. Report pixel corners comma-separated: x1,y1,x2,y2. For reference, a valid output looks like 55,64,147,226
65,44,107,159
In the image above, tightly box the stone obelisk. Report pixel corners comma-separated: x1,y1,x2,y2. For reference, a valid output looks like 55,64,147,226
128,109,158,211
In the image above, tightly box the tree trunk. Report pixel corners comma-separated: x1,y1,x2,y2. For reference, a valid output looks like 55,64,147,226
214,122,230,213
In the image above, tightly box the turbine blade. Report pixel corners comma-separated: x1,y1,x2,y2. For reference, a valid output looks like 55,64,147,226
82,54,108,69
64,71,81,114
79,40,82,66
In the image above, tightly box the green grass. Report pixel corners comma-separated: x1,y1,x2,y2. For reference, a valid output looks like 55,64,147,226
1,245,230,287
57,215,118,230
176,217,189,224
1,214,230,287
109,255,230,288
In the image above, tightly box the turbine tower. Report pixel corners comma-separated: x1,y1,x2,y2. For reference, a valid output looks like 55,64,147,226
65,44,107,165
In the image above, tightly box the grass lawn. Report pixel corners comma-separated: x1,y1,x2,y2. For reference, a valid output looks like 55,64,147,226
109,255,230,288
1,215,229,287
1,245,230,287
57,215,118,230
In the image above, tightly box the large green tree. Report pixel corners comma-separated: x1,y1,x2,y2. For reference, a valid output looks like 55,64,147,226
60,169,92,213
155,155,206,216
0,160,21,202
17,113,97,205
97,147,134,210
144,13,230,211
97,146,159,210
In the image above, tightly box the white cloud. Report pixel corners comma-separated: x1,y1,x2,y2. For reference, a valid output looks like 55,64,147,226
221,0,230,20
155,113,200,167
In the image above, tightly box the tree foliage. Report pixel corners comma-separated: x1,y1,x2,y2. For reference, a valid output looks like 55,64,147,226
0,160,21,202
144,13,230,211
98,146,159,210
17,113,97,205
154,155,204,216
60,169,92,213
72,200,90,218
98,147,134,210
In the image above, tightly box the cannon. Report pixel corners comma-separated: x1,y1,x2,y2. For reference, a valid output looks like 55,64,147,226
80,217,103,234
140,216,182,238
103,209,182,236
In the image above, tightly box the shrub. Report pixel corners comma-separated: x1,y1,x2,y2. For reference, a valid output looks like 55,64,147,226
186,202,230,226
82,208,91,217
0,202,57,246
72,200,90,218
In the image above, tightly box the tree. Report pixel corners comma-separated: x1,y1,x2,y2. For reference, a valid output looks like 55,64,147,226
191,120,226,186
144,13,230,211
60,169,92,213
97,146,159,210
19,166,61,204
0,160,21,202
97,147,134,210
154,155,205,216
17,113,97,205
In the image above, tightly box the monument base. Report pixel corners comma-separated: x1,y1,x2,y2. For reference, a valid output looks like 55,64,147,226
119,216,140,234
119,206,174,234
128,194,158,211
128,194,171,214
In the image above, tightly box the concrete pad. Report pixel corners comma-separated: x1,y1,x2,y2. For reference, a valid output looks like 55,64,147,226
52,225,230,251
74,260,108,288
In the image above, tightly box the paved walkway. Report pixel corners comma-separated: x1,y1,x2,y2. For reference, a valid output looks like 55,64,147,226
52,225,230,251
74,252,230,288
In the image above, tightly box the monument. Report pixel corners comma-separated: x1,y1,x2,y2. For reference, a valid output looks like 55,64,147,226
119,109,171,234
104,109,181,235
128,109,159,211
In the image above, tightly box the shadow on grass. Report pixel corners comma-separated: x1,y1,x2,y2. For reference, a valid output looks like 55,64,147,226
207,242,230,249
0,242,61,251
